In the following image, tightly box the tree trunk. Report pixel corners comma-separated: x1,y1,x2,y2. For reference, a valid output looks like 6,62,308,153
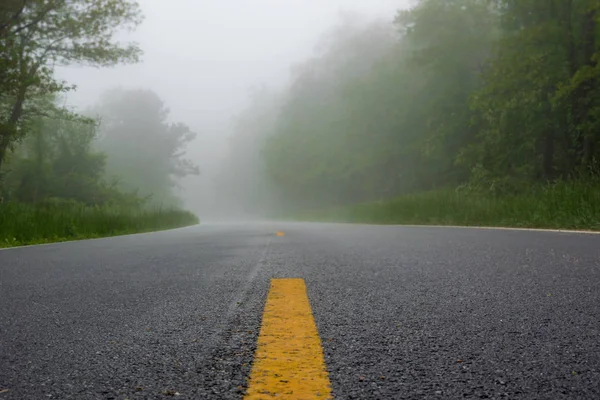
580,6,597,169
0,86,27,173
583,134,595,170
542,130,555,180
0,131,11,173
563,0,578,174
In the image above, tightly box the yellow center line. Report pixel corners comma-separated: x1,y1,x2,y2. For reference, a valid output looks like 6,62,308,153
245,278,332,400
276,231,286,237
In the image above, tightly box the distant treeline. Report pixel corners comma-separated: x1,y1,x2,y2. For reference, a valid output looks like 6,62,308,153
221,0,600,215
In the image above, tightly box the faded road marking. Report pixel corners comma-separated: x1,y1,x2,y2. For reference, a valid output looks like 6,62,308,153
244,278,331,399
276,231,285,237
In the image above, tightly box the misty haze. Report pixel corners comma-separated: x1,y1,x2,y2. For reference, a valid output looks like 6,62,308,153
2,1,600,399
56,0,404,221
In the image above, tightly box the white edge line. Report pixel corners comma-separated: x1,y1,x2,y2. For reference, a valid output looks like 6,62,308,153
393,224,600,235
289,220,600,235
0,224,201,251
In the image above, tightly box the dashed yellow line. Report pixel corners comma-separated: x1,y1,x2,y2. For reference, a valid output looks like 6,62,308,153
276,231,286,237
245,278,332,399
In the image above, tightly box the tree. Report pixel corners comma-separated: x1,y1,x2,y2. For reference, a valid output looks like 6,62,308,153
261,2,496,210
3,95,119,205
223,0,600,213
93,89,199,207
466,0,600,187
263,15,397,211
0,0,143,172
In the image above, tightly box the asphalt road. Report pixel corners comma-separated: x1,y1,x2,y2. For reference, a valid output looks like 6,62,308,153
1,222,599,399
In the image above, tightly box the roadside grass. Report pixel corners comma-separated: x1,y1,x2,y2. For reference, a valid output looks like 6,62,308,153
0,202,199,248
294,180,600,231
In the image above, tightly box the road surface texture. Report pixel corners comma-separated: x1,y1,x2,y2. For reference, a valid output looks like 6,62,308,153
1,222,599,399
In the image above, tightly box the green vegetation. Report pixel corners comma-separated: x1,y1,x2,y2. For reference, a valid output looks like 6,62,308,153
0,1,199,247
0,202,198,248
92,88,199,208
223,1,600,229
295,181,600,231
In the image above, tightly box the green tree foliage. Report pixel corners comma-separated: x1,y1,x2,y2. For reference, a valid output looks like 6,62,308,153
93,89,200,207
0,2,199,243
258,3,496,211
225,0,600,212
468,0,600,186
0,0,143,172
263,14,399,211
2,96,141,206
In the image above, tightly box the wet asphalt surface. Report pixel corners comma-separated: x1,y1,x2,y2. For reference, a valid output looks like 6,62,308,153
1,222,599,399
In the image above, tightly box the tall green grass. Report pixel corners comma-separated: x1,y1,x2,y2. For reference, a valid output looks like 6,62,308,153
0,202,199,247
295,180,600,230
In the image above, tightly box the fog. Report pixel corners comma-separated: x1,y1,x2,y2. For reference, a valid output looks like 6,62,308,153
3,0,598,239
55,0,408,220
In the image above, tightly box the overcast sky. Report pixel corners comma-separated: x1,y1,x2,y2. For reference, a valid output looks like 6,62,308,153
56,0,410,214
